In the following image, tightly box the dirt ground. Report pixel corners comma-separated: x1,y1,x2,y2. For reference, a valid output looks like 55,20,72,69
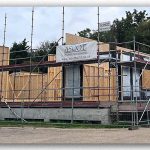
0,127,150,144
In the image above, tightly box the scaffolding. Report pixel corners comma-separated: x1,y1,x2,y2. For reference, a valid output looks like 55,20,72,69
0,7,150,126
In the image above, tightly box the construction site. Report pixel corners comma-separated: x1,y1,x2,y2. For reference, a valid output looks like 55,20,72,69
0,7,150,128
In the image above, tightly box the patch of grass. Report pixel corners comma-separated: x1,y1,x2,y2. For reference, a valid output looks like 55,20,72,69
0,120,130,129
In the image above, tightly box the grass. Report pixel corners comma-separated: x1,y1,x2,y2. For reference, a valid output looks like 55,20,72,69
0,120,130,129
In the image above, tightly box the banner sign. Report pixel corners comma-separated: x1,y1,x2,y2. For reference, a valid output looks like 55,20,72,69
99,21,111,32
56,41,97,62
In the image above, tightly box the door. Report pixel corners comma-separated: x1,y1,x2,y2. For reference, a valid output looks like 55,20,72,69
64,64,82,100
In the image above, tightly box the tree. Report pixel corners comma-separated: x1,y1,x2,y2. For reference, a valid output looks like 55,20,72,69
136,20,150,53
10,39,30,65
111,9,148,42
78,28,114,42
78,28,92,38
77,9,150,52
33,41,58,62
37,41,58,54
32,41,59,73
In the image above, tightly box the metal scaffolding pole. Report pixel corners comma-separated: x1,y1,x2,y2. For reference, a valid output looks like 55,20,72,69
130,38,136,127
0,13,7,102
115,39,119,123
134,42,150,125
31,7,34,53
108,39,111,102
133,36,139,126
62,7,64,45
23,7,34,125
71,65,74,124
61,7,65,105
13,66,16,103
41,69,44,102
97,7,100,108
28,7,34,102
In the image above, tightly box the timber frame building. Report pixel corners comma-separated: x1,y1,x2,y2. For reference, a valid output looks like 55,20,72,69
0,33,150,124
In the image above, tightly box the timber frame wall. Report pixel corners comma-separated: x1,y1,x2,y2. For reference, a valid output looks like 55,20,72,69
0,33,150,107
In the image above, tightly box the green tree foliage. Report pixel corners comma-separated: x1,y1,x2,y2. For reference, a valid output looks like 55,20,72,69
9,39,58,73
10,39,30,65
112,9,148,42
77,9,150,53
136,20,150,44
78,28,114,42
78,28,92,38
136,20,150,53
33,41,58,62
32,41,59,73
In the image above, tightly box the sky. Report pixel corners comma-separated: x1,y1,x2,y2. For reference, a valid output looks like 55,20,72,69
0,7,150,49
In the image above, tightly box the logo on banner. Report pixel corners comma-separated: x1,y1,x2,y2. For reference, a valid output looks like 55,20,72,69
56,42,97,62
64,43,87,55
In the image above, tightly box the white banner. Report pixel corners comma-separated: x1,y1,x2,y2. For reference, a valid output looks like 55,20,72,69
56,42,97,62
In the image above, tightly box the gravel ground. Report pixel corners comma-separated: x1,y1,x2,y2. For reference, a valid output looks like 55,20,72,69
0,127,150,144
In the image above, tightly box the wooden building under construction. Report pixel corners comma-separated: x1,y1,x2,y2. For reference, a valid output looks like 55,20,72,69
0,33,118,103
0,33,150,103
0,33,150,124
2,34,150,102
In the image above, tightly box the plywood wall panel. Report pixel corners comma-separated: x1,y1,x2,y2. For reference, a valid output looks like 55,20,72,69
142,70,150,89
0,46,9,100
83,64,117,102
48,55,62,101
66,33,110,52
7,73,48,102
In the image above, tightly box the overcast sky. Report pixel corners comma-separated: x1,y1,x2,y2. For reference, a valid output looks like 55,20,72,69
0,7,149,48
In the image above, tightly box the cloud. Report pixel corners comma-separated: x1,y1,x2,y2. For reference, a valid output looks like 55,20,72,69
0,7,149,49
